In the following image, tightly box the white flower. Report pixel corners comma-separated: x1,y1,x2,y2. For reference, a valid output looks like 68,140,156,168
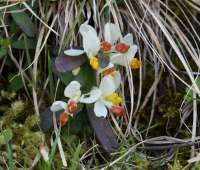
110,33,138,67
50,81,81,113
79,72,121,117
64,22,120,58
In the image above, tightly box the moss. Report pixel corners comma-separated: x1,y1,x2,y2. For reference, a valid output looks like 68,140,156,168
0,90,16,101
0,91,45,168
23,131,44,148
24,114,40,130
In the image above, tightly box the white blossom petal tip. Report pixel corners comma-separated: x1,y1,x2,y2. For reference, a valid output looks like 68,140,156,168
50,101,67,112
104,23,121,44
64,81,81,98
79,23,100,57
64,49,85,56
122,33,133,45
94,101,108,117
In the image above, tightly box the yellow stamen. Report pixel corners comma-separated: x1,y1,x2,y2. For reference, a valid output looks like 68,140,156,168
105,93,122,105
89,56,99,70
130,58,141,69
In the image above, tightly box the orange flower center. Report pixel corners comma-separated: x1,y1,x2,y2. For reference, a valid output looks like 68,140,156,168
68,100,77,113
58,112,69,126
111,105,124,117
100,41,112,52
103,68,115,76
115,43,130,53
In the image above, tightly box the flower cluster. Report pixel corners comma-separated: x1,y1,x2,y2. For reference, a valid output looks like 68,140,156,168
64,22,141,71
50,22,141,126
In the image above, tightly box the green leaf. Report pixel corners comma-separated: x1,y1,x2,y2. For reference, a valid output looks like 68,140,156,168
185,77,200,101
12,38,36,49
11,6,36,37
0,128,13,145
0,47,7,59
58,72,74,85
69,143,82,170
75,63,96,92
67,106,86,135
7,75,23,92
0,38,11,47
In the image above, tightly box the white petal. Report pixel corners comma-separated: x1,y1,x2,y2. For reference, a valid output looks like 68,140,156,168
79,23,100,57
79,88,102,103
94,101,108,117
50,101,67,112
102,100,113,109
126,45,138,62
110,53,127,66
80,22,97,35
122,33,133,45
99,75,116,97
104,23,120,44
112,71,121,90
64,49,85,56
64,81,81,99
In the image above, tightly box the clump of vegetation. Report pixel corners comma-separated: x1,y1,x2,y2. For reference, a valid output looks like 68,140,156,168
1,0,200,169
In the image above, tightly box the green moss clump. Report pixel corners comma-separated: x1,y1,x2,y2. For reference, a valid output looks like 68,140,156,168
24,114,40,129
1,90,16,101
0,91,45,168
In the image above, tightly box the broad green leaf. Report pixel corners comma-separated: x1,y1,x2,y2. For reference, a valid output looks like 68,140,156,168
185,77,200,101
67,105,86,135
59,72,74,85
0,47,7,59
75,63,96,92
0,128,13,145
0,38,11,47
11,6,36,37
7,75,23,92
12,38,36,49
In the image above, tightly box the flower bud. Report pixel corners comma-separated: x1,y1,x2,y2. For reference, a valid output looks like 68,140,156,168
111,105,124,117
68,100,77,113
58,112,69,126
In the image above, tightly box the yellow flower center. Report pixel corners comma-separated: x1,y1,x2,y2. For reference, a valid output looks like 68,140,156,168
89,56,99,70
129,58,141,69
105,93,122,105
